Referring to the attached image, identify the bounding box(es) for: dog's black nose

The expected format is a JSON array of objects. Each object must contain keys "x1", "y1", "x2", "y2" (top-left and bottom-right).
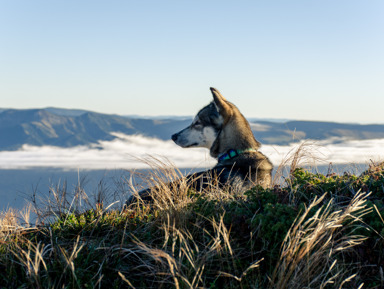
[{"x1": 171, "y1": 134, "x2": 178, "y2": 142}]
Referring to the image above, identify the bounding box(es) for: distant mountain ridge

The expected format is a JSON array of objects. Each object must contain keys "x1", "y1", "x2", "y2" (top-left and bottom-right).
[
  {"x1": 0, "y1": 108, "x2": 383, "y2": 151},
  {"x1": 0, "y1": 108, "x2": 192, "y2": 150}
]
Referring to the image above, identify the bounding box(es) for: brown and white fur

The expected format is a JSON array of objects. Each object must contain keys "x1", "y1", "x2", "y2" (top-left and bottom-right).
[{"x1": 127, "y1": 87, "x2": 273, "y2": 204}]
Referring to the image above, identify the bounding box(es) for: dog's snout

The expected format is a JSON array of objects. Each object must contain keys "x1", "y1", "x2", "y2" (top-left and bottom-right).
[{"x1": 171, "y1": 133, "x2": 178, "y2": 142}]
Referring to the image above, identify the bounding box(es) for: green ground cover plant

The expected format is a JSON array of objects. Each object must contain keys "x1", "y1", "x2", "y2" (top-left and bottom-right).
[{"x1": 0, "y1": 157, "x2": 384, "y2": 288}]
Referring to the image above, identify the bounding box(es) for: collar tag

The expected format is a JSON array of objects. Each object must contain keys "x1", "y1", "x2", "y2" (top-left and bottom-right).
[{"x1": 218, "y1": 148, "x2": 257, "y2": 163}]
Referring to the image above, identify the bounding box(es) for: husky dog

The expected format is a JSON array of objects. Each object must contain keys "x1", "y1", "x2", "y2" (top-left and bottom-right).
[{"x1": 127, "y1": 87, "x2": 273, "y2": 204}]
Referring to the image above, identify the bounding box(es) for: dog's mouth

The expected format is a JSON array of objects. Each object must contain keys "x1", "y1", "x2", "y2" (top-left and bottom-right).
[
  {"x1": 172, "y1": 133, "x2": 199, "y2": 148},
  {"x1": 184, "y1": 143, "x2": 198, "y2": 148},
  {"x1": 172, "y1": 138, "x2": 198, "y2": 148}
]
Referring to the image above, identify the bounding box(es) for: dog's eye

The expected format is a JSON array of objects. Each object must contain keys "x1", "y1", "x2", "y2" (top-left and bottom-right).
[{"x1": 194, "y1": 121, "x2": 202, "y2": 128}]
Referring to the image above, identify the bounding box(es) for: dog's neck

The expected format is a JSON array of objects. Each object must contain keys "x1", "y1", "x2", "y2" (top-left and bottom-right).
[
  {"x1": 210, "y1": 119, "x2": 261, "y2": 158},
  {"x1": 209, "y1": 94, "x2": 261, "y2": 159}
]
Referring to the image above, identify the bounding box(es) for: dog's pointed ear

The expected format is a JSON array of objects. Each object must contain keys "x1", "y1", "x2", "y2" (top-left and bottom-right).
[{"x1": 210, "y1": 87, "x2": 231, "y2": 118}]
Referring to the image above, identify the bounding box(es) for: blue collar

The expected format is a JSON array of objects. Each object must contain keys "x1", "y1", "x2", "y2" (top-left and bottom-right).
[{"x1": 218, "y1": 148, "x2": 258, "y2": 163}]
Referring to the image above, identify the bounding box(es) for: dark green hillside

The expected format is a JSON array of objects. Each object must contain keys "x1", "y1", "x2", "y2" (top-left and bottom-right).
[{"x1": 0, "y1": 162, "x2": 383, "y2": 288}]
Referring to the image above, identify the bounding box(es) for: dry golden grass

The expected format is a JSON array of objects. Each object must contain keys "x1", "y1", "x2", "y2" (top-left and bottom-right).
[
  {"x1": 272, "y1": 140, "x2": 326, "y2": 186},
  {"x1": 271, "y1": 191, "x2": 370, "y2": 289}
]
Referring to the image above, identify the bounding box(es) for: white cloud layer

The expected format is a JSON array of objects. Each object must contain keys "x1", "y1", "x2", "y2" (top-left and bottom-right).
[{"x1": 0, "y1": 133, "x2": 383, "y2": 170}]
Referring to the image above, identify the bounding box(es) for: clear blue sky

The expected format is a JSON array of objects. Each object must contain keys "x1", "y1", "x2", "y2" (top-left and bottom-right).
[{"x1": 1, "y1": 0, "x2": 383, "y2": 123}]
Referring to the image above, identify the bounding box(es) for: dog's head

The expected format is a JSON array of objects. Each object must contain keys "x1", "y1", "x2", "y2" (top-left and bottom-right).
[
  {"x1": 171, "y1": 87, "x2": 236, "y2": 149},
  {"x1": 171, "y1": 102, "x2": 222, "y2": 149},
  {"x1": 172, "y1": 87, "x2": 260, "y2": 158}
]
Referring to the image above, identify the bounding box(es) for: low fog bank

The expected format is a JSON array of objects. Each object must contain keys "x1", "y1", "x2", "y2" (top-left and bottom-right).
[{"x1": 0, "y1": 133, "x2": 383, "y2": 170}]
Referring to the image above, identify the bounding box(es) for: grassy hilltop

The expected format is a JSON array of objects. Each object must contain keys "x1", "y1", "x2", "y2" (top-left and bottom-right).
[{"x1": 1, "y1": 157, "x2": 384, "y2": 288}]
